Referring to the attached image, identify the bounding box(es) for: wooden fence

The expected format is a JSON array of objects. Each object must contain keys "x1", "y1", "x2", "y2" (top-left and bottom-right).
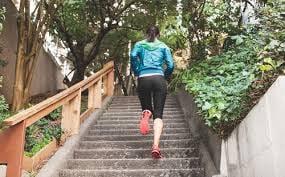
[{"x1": 0, "y1": 61, "x2": 114, "y2": 177}]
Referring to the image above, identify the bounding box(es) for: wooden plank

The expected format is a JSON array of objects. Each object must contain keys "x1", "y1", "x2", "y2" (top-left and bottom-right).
[
  {"x1": 94, "y1": 78, "x2": 102, "y2": 109},
  {"x1": 3, "y1": 88, "x2": 80, "y2": 126},
  {"x1": 61, "y1": 90, "x2": 82, "y2": 136},
  {"x1": 107, "y1": 69, "x2": 115, "y2": 96},
  {"x1": 80, "y1": 108, "x2": 94, "y2": 124},
  {"x1": 3, "y1": 61, "x2": 114, "y2": 127},
  {"x1": 0, "y1": 121, "x2": 26, "y2": 177},
  {"x1": 25, "y1": 91, "x2": 78, "y2": 127},
  {"x1": 88, "y1": 84, "x2": 96, "y2": 109}
]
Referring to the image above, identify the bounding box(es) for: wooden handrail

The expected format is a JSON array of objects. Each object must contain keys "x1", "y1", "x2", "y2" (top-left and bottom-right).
[
  {"x1": 0, "y1": 61, "x2": 115, "y2": 177},
  {"x1": 3, "y1": 61, "x2": 114, "y2": 126}
]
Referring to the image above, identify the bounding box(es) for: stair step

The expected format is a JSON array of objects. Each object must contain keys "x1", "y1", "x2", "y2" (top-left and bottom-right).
[
  {"x1": 106, "y1": 108, "x2": 182, "y2": 112},
  {"x1": 79, "y1": 139, "x2": 197, "y2": 149},
  {"x1": 88, "y1": 128, "x2": 190, "y2": 135},
  {"x1": 111, "y1": 99, "x2": 177, "y2": 103},
  {"x1": 110, "y1": 103, "x2": 178, "y2": 106},
  {"x1": 98, "y1": 117, "x2": 185, "y2": 122},
  {"x1": 103, "y1": 111, "x2": 182, "y2": 116},
  {"x1": 100, "y1": 114, "x2": 185, "y2": 119},
  {"x1": 60, "y1": 168, "x2": 204, "y2": 177},
  {"x1": 108, "y1": 105, "x2": 178, "y2": 109},
  {"x1": 105, "y1": 111, "x2": 183, "y2": 115},
  {"x1": 74, "y1": 148, "x2": 199, "y2": 159},
  {"x1": 90, "y1": 123, "x2": 188, "y2": 130},
  {"x1": 66, "y1": 158, "x2": 200, "y2": 170},
  {"x1": 96, "y1": 119, "x2": 186, "y2": 124},
  {"x1": 113, "y1": 95, "x2": 176, "y2": 100},
  {"x1": 83, "y1": 133, "x2": 192, "y2": 141}
]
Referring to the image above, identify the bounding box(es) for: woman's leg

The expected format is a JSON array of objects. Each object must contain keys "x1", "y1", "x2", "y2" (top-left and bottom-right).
[
  {"x1": 137, "y1": 77, "x2": 153, "y2": 135},
  {"x1": 152, "y1": 76, "x2": 167, "y2": 158},
  {"x1": 137, "y1": 77, "x2": 153, "y2": 112}
]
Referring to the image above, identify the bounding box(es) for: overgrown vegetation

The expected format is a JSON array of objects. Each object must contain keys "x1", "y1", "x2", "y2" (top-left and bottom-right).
[
  {"x1": 170, "y1": 0, "x2": 285, "y2": 138},
  {"x1": 0, "y1": 7, "x2": 9, "y2": 128},
  {"x1": 24, "y1": 108, "x2": 62, "y2": 157}
]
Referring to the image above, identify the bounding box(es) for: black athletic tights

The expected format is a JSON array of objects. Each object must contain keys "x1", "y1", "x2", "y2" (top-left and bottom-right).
[{"x1": 137, "y1": 75, "x2": 167, "y2": 119}]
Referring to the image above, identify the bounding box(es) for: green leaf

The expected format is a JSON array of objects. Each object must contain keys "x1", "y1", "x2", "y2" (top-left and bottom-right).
[
  {"x1": 259, "y1": 64, "x2": 273, "y2": 71},
  {"x1": 202, "y1": 102, "x2": 212, "y2": 110}
]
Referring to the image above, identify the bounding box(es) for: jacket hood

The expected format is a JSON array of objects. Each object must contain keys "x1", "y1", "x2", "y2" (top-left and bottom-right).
[{"x1": 139, "y1": 39, "x2": 166, "y2": 51}]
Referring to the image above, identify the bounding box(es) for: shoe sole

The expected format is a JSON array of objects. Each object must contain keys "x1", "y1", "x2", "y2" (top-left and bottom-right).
[{"x1": 140, "y1": 117, "x2": 149, "y2": 135}]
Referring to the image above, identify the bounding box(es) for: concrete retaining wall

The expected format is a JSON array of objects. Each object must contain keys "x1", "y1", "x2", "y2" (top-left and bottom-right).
[
  {"x1": 220, "y1": 76, "x2": 285, "y2": 177},
  {"x1": 176, "y1": 91, "x2": 222, "y2": 177}
]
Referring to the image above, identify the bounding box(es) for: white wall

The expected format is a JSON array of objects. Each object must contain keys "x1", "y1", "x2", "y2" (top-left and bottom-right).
[
  {"x1": 0, "y1": 165, "x2": 6, "y2": 177},
  {"x1": 220, "y1": 76, "x2": 285, "y2": 177}
]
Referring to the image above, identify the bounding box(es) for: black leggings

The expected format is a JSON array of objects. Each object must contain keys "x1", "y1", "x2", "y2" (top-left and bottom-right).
[{"x1": 137, "y1": 75, "x2": 167, "y2": 119}]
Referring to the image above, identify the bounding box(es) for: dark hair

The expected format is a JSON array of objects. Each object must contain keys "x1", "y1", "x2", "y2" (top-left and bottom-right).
[{"x1": 146, "y1": 26, "x2": 160, "y2": 42}]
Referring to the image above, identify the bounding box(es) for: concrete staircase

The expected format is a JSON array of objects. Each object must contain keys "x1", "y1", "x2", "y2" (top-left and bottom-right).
[{"x1": 59, "y1": 96, "x2": 205, "y2": 177}]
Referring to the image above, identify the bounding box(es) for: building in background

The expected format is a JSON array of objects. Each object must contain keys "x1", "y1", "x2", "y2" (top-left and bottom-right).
[{"x1": 0, "y1": 0, "x2": 67, "y2": 103}]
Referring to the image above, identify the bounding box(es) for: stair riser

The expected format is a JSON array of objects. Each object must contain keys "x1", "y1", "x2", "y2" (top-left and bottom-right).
[
  {"x1": 90, "y1": 123, "x2": 189, "y2": 130},
  {"x1": 67, "y1": 158, "x2": 201, "y2": 170},
  {"x1": 98, "y1": 118, "x2": 185, "y2": 122},
  {"x1": 60, "y1": 169, "x2": 204, "y2": 177},
  {"x1": 107, "y1": 108, "x2": 181, "y2": 111},
  {"x1": 88, "y1": 128, "x2": 190, "y2": 136},
  {"x1": 100, "y1": 115, "x2": 185, "y2": 119},
  {"x1": 108, "y1": 105, "x2": 178, "y2": 109},
  {"x1": 110, "y1": 103, "x2": 178, "y2": 106},
  {"x1": 74, "y1": 148, "x2": 199, "y2": 159},
  {"x1": 112, "y1": 98, "x2": 176, "y2": 100},
  {"x1": 96, "y1": 119, "x2": 186, "y2": 124},
  {"x1": 83, "y1": 134, "x2": 192, "y2": 141},
  {"x1": 111, "y1": 100, "x2": 177, "y2": 103},
  {"x1": 79, "y1": 139, "x2": 197, "y2": 149},
  {"x1": 103, "y1": 112, "x2": 182, "y2": 116}
]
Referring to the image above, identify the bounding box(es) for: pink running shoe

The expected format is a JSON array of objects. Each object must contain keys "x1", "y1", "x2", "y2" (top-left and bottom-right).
[
  {"x1": 140, "y1": 110, "x2": 152, "y2": 135},
  {"x1": 152, "y1": 145, "x2": 162, "y2": 159}
]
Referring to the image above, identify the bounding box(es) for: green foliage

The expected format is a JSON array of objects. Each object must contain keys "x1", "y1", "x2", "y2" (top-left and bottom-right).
[
  {"x1": 0, "y1": 95, "x2": 10, "y2": 127},
  {"x1": 181, "y1": 0, "x2": 243, "y2": 60},
  {"x1": 170, "y1": 1, "x2": 285, "y2": 137},
  {"x1": 24, "y1": 108, "x2": 63, "y2": 157},
  {"x1": 173, "y1": 36, "x2": 260, "y2": 135}
]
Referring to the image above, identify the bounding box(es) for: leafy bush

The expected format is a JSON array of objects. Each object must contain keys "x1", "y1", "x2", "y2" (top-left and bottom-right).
[
  {"x1": 0, "y1": 76, "x2": 10, "y2": 128},
  {"x1": 172, "y1": 36, "x2": 259, "y2": 135},
  {"x1": 170, "y1": 1, "x2": 285, "y2": 137},
  {"x1": 0, "y1": 95, "x2": 10, "y2": 127},
  {"x1": 24, "y1": 108, "x2": 63, "y2": 157}
]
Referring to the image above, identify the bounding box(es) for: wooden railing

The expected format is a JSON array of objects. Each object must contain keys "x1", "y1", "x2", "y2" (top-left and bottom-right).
[{"x1": 0, "y1": 61, "x2": 114, "y2": 177}]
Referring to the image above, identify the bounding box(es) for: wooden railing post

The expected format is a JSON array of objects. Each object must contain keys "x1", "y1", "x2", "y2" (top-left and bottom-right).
[
  {"x1": 88, "y1": 83, "x2": 96, "y2": 110},
  {"x1": 61, "y1": 89, "x2": 81, "y2": 136},
  {"x1": 94, "y1": 78, "x2": 102, "y2": 109},
  {"x1": 107, "y1": 69, "x2": 114, "y2": 96},
  {"x1": 0, "y1": 121, "x2": 26, "y2": 177}
]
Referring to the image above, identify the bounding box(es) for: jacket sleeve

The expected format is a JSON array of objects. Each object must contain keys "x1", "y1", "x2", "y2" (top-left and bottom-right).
[
  {"x1": 130, "y1": 43, "x2": 140, "y2": 76},
  {"x1": 164, "y1": 47, "x2": 174, "y2": 78}
]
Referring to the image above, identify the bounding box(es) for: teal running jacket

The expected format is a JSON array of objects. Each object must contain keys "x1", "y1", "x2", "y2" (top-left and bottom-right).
[{"x1": 130, "y1": 39, "x2": 174, "y2": 78}]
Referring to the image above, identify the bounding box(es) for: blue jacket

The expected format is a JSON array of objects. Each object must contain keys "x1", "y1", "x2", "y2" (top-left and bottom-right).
[{"x1": 130, "y1": 39, "x2": 174, "y2": 78}]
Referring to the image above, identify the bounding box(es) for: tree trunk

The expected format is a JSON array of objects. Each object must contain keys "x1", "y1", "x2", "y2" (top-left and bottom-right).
[
  {"x1": 114, "y1": 62, "x2": 128, "y2": 96},
  {"x1": 69, "y1": 65, "x2": 87, "y2": 87}
]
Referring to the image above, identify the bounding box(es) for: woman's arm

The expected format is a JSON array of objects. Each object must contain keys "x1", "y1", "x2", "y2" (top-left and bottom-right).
[
  {"x1": 164, "y1": 47, "x2": 174, "y2": 79},
  {"x1": 130, "y1": 43, "x2": 140, "y2": 76}
]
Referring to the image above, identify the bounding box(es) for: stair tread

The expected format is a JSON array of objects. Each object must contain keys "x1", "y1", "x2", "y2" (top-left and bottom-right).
[
  {"x1": 59, "y1": 96, "x2": 204, "y2": 177},
  {"x1": 66, "y1": 158, "x2": 201, "y2": 170}
]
